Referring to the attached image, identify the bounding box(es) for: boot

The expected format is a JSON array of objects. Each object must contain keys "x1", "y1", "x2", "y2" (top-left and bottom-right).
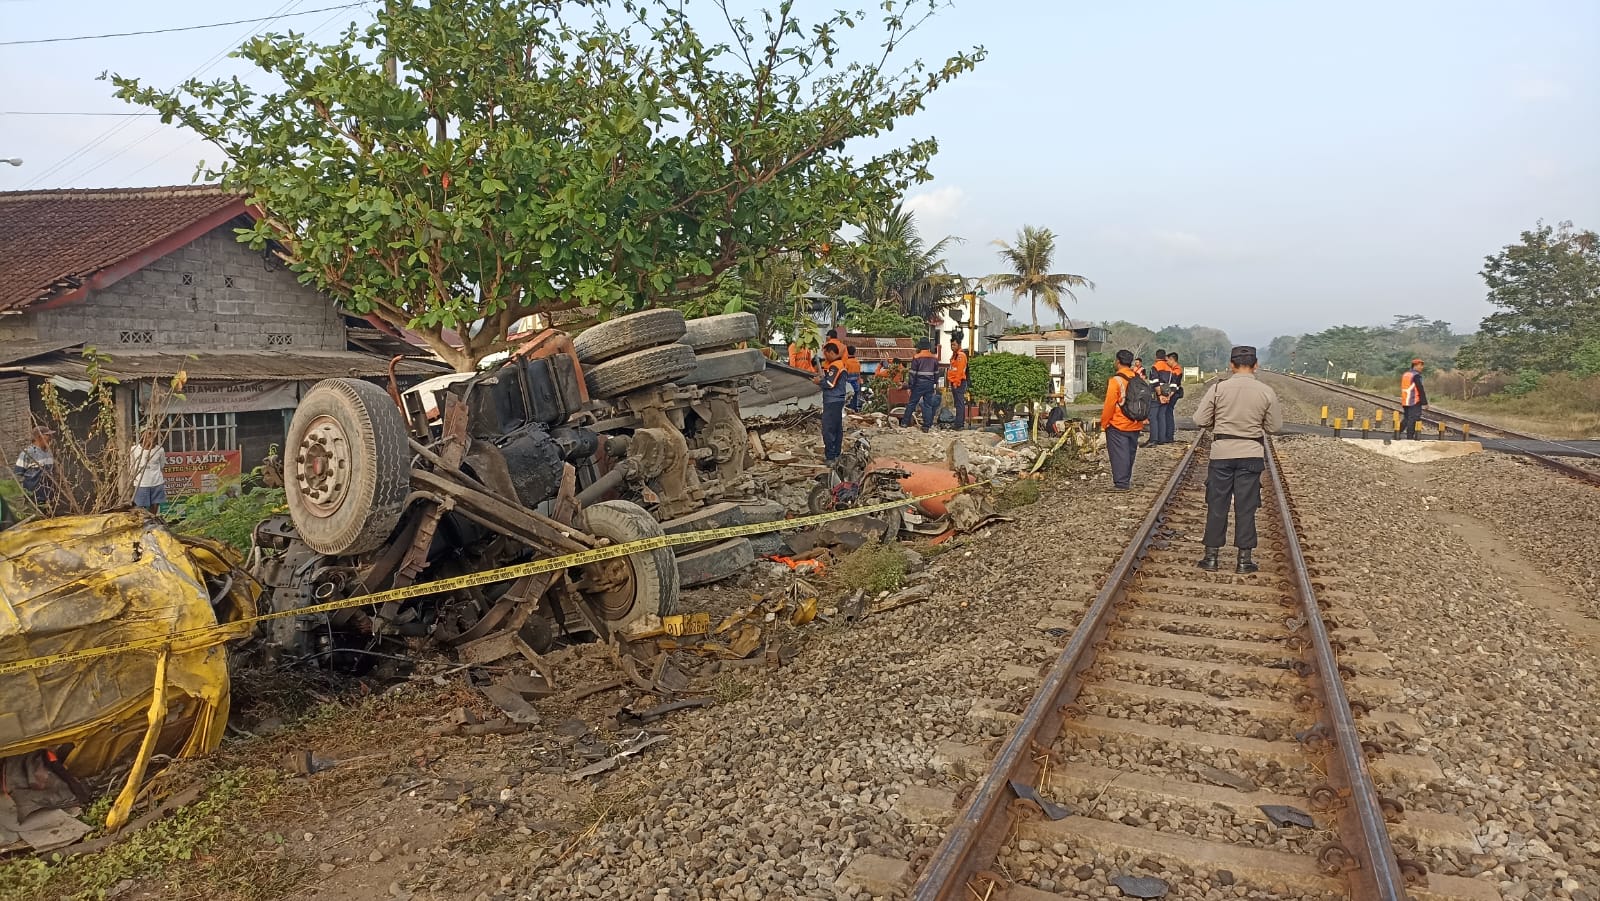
[
  {"x1": 1236, "y1": 549, "x2": 1259, "y2": 574},
  {"x1": 1196, "y1": 548, "x2": 1220, "y2": 571}
]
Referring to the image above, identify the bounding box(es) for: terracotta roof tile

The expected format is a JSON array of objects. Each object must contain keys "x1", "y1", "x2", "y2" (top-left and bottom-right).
[{"x1": 0, "y1": 185, "x2": 248, "y2": 313}]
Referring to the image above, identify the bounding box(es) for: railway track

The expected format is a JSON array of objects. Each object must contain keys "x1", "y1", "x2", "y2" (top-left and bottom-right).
[
  {"x1": 1273, "y1": 371, "x2": 1600, "y2": 489},
  {"x1": 895, "y1": 440, "x2": 1498, "y2": 901}
]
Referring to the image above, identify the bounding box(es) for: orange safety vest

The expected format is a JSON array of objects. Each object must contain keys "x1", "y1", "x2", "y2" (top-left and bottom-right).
[
  {"x1": 788, "y1": 344, "x2": 816, "y2": 372},
  {"x1": 843, "y1": 356, "x2": 861, "y2": 376},
  {"x1": 947, "y1": 350, "x2": 968, "y2": 387},
  {"x1": 1400, "y1": 371, "x2": 1419, "y2": 406}
]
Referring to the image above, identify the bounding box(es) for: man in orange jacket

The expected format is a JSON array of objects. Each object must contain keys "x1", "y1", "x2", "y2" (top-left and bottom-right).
[
  {"x1": 1399, "y1": 358, "x2": 1428, "y2": 439},
  {"x1": 1100, "y1": 349, "x2": 1151, "y2": 490},
  {"x1": 947, "y1": 340, "x2": 970, "y2": 430},
  {"x1": 788, "y1": 342, "x2": 816, "y2": 372}
]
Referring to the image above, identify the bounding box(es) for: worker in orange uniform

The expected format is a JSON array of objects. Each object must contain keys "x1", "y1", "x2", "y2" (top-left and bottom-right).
[
  {"x1": 1399, "y1": 358, "x2": 1428, "y2": 439},
  {"x1": 824, "y1": 328, "x2": 845, "y2": 359},
  {"x1": 947, "y1": 340, "x2": 970, "y2": 430},
  {"x1": 816, "y1": 342, "x2": 849, "y2": 462},
  {"x1": 788, "y1": 342, "x2": 816, "y2": 373},
  {"x1": 1100, "y1": 349, "x2": 1153, "y2": 490},
  {"x1": 843, "y1": 345, "x2": 864, "y2": 411},
  {"x1": 1147, "y1": 348, "x2": 1176, "y2": 447},
  {"x1": 901, "y1": 339, "x2": 941, "y2": 431}
]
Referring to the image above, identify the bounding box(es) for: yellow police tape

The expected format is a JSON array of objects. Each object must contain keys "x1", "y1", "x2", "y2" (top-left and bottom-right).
[{"x1": 0, "y1": 479, "x2": 995, "y2": 679}]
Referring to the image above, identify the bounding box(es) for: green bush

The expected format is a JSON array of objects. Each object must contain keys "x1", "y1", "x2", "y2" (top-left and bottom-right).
[
  {"x1": 968, "y1": 353, "x2": 1052, "y2": 408},
  {"x1": 1085, "y1": 351, "x2": 1115, "y2": 394},
  {"x1": 835, "y1": 539, "x2": 907, "y2": 595},
  {"x1": 1504, "y1": 369, "x2": 1542, "y2": 397},
  {"x1": 842, "y1": 303, "x2": 926, "y2": 337},
  {"x1": 169, "y1": 467, "x2": 286, "y2": 552}
]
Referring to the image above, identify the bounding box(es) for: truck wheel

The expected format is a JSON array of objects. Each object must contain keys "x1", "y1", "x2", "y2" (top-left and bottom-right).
[
  {"x1": 577, "y1": 500, "x2": 679, "y2": 628},
  {"x1": 573, "y1": 309, "x2": 686, "y2": 364},
  {"x1": 680, "y1": 312, "x2": 759, "y2": 351},
  {"x1": 584, "y1": 343, "x2": 697, "y2": 399},
  {"x1": 680, "y1": 348, "x2": 767, "y2": 385},
  {"x1": 285, "y1": 378, "x2": 411, "y2": 556}
]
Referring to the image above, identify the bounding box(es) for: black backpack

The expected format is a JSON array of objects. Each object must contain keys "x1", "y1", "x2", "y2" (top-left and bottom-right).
[{"x1": 1118, "y1": 374, "x2": 1154, "y2": 422}]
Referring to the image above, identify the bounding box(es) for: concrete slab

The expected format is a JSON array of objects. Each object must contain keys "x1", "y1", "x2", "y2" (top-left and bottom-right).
[{"x1": 1343, "y1": 437, "x2": 1484, "y2": 463}]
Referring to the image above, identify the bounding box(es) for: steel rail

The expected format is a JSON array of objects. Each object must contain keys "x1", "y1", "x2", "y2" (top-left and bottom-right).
[
  {"x1": 1264, "y1": 438, "x2": 1408, "y2": 899},
  {"x1": 1277, "y1": 372, "x2": 1600, "y2": 488},
  {"x1": 911, "y1": 439, "x2": 1200, "y2": 900},
  {"x1": 913, "y1": 437, "x2": 1410, "y2": 900}
]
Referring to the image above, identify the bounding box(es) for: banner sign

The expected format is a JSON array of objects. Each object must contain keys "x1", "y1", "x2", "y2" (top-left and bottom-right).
[
  {"x1": 163, "y1": 450, "x2": 243, "y2": 496},
  {"x1": 139, "y1": 380, "x2": 300, "y2": 414}
]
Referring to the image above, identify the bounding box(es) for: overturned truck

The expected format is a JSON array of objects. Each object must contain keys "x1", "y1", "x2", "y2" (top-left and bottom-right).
[{"x1": 250, "y1": 310, "x2": 781, "y2": 678}]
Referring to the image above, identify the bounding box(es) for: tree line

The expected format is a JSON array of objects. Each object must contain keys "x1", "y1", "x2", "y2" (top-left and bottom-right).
[{"x1": 1263, "y1": 316, "x2": 1470, "y2": 376}]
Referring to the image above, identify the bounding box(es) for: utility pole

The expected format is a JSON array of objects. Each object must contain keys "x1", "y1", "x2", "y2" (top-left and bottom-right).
[{"x1": 383, "y1": 0, "x2": 398, "y2": 85}]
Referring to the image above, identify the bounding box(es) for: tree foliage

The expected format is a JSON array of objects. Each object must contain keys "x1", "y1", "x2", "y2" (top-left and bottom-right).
[
  {"x1": 114, "y1": 0, "x2": 982, "y2": 370},
  {"x1": 1085, "y1": 351, "x2": 1115, "y2": 394},
  {"x1": 1456, "y1": 221, "x2": 1600, "y2": 374},
  {"x1": 983, "y1": 226, "x2": 1093, "y2": 333},
  {"x1": 967, "y1": 352, "x2": 1052, "y2": 408},
  {"x1": 1098, "y1": 321, "x2": 1234, "y2": 372},
  {"x1": 813, "y1": 202, "x2": 960, "y2": 322},
  {"x1": 1265, "y1": 315, "x2": 1469, "y2": 376},
  {"x1": 841, "y1": 300, "x2": 927, "y2": 337}
]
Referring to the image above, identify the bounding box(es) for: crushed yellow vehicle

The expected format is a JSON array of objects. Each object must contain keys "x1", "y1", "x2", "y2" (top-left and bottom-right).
[{"x1": 0, "y1": 511, "x2": 256, "y2": 848}]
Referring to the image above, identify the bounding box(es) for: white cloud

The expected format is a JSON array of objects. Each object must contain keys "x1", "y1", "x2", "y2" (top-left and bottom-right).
[
  {"x1": 903, "y1": 185, "x2": 966, "y2": 235},
  {"x1": 1511, "y1": 77, "x2": 1566, "y2": 102}
]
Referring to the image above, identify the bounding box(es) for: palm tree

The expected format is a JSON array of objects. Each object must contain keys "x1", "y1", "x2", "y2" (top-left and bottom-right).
[
  {"x1": 984, "y1": 226, "x2": 1094, "y2": 333},
  {"x1": 814, "y1": 203, "x2": 961, "y2": 322}
]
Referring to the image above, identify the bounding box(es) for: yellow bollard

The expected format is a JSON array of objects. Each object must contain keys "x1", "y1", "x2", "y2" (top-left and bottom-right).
[
  {"x1": 1347, "y1": 406, "x2": 1355, "y2": 423},
  {"x1": 1333, "y1": 418, "x2": 1342, "y2": 437},
  {"x1": 1462, "y1": 423, "x2": 1470, "y2": 441},
  {"x1": 1362, "y1": 418, "x2": 1371, "y2": 439},
  {"x1": 1320, "y1": 405, "x2": 1328, "y2": 426},
  {"x1": 1437, "y1": 421, "x2": 1446, "y2": 440},
  {"x1": 1375, "y1": 408, "x2": 1383, "y2": 425},
  {"x1": 1392, "y1": 409, "x2": 1402, "y2": 438}
]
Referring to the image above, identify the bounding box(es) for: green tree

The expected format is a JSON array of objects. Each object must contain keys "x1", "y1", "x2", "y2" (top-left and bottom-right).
[
  {"x1": 1085, "y1": 351, "x2": 1115, "y2": 394},
  {"x1": 841, "y1": 301, "x2": 927, "y2": 337},
  {"x1": 984, "y1": 226, "x2": 1093, "y2": 333},
  {"x1": 114, "y1": 0, "x2": 982, "y2": 371},
  {"x1": 1099, "y1": 320, "x2": 1157, "y2": 361},
  {"x1": 814, "y1": 202, "x2": 960, "y2": 323},
  {"x1": 1458, "y1": 221, "x2": 1600, "y2": 374},
  {"x1": 967, "y1": 352, "x2": 1052, "y2": 409}
]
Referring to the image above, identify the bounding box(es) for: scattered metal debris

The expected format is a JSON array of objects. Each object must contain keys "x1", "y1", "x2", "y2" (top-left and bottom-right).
[
  {"x1": 564, "y1": 733, "x2": 669, "y2": 782},
  {"x1": 616, "y1": 698, "x2": 712, "y2": 728},
  {"x1": 1110, "y1": 875, "x2": 1170, "y2": 899},
  {"x1": 1008, "y1": 780, "x2": 1071, "y2": 820},
  {"x1": 1259, "y1": 804, "x2": 1316, "y2": 828},
  {"x1": 1193, "y1": 764, "x2": 1258, "y2": 793}
]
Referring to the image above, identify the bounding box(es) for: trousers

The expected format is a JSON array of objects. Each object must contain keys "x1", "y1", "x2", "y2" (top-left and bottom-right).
[
  {"x1": 822, "y1": 400, "x2": 845, "y2": 461},
  {"x1": 902, "y1": 379, "x2": 938, "y2": 430},
  {"x1": 1152, "y1": 402, "x2": 1175, "y2": 443},
  {"x1": 951, "y1": 384, "x2": 968, "y2": 429},
  {"x1": 1204, "y1": 457, "x2": 1264, "y2": 549},
  {"x1": 1400, "y1": 403, "x2": 1424, "y2": 439},
  {"x1": 1106, "y1": 427, "x2": 1139, "y2": 488}
]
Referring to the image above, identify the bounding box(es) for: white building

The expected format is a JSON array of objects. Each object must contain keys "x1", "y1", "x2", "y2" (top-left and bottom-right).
[{"x1": 994, "y1": 326, "x2": 1107, "y2": 399}]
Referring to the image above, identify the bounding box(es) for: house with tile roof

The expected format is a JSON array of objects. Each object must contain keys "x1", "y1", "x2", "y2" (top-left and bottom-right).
[{"x1": 0, "y1": 185, "x2": 443, "y2": 492}]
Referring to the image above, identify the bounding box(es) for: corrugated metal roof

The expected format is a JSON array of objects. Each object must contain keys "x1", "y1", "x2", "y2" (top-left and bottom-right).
[
  {"x1": 0, "y1": 350, "x2": 448, "y2": 381},
  {"x1": 0, "y1": 339, "x2": 82, "y2": 367},
  {"x1": 0, "y1": 186, "x2": 248, "y2": 313}
]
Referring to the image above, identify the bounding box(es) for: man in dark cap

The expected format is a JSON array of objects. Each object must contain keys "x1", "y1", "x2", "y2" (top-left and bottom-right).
[
  {"x1": 1191, "y1": 346, "x2": 1282, "y2": 573},
  {"x1": 1399, "y1": 358, "x2": 1428, "y2": 439}
]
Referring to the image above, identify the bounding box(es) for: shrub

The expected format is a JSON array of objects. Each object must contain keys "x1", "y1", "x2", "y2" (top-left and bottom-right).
[
  {"x1": 169, "y1": 467, "x2": 286, "y2": 552},
  {"x1": 1504, "y1": 369, "x2": 1542, "y2": 397},
  {"x1": 968, "y1": 353, "x2": 1052, "y2": 408},
  {"x1": 834, "y1": 539, "x2": 907, "y2": 595}
]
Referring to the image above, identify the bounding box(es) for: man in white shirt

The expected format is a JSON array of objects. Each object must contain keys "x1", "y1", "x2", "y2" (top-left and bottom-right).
[
  {"x1": 130, "y1": 430, "x2": 168, "y2": 513},
  {"x1": 13, "y1": 426, "x2": 57, "y2": 512}
]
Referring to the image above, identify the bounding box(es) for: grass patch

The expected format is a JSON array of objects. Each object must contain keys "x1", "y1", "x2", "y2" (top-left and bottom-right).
[
  {"x1": 712, "y1": 674, "x2": 753, "y2": 704},
  {"x1": 833, "y1": 539, "x2": 907, "y2": 595},
  {"x1": 0, "y1": 766, "x2": 287, "y2": 901},
  {"x1": 996, "y1": 478, "x2": 1041, "y2": 511}
]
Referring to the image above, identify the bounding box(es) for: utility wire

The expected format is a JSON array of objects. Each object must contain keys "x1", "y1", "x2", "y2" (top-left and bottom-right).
[
  {"x1": 0, "y1": 3, "x2": 368, "y2": 46},
  {"x1": 2, "y1": 111, "x2": 159, "y2": 116}
]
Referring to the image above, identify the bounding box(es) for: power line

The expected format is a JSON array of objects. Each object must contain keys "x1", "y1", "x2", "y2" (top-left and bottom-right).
[
  {"x1": 2, "y1": 111, "x2": 158, "y2": 117},
  {"x1": 0, "y1": 3, "x2": 369, "y2": 46}
]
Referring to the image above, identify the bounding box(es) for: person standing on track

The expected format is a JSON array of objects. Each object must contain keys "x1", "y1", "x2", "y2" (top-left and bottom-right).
[
  {"x1": 1148, "y1": 348, "x2": 1178, "y2": 446},
  {"x1": 1100, "y1": 349, "x2": 1151, "y2": 491},
  {"x1": 1400, "y1": 358, "x2": 1428, "y2": 440},
  {"x1": 947, "y1": 340, "x2": 970, "y2": 430},
  {"x1": 815, "y1": 342, "x2": 849, "y2": 463},
  {"x1": 1192, "y1": 345, "x2": 1282, "y2": 574},
  {"x1": 843, "y1": 345, "x2": 864, "y2": 411}
]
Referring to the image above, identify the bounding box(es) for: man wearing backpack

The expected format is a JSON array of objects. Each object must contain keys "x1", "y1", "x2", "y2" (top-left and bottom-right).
[
  {"x1": 1192, "y1": 346, "x2": 1282, "y2": 573},
  {"x1": 1100, "y1": 349, "x2": 1152, "y2": 490}
]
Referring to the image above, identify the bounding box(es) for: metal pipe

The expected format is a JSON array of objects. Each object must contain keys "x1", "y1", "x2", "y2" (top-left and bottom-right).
[
  {"x1": 1265, "y1": 440, "x2": 1407, "y2": 899},
  {"x1": 912, "y1": 440, "x2": 1200, "y2": 900},
  {"x1": 574, "y1": 466, "x2": 627, "y2": 507}
]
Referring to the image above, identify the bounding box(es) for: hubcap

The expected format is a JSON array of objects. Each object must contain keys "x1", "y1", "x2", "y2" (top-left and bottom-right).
[{"x1": 295, "y1": 415, "x2": 352, "y2": 518}]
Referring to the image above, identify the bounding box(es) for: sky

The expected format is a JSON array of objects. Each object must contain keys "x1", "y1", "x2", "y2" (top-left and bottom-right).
[{"x1": 2, "y1": 0, "x2": 1597, "y2": 348}]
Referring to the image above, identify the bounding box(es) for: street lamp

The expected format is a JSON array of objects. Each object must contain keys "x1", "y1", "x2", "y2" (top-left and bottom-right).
[{"x1": 2, "y1": 159, "x2": 21, "y2": 167}]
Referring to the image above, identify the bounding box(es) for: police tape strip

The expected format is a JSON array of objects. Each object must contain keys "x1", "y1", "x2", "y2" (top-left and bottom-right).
[{"x1": 0, "y1": 479, "x2": 994, "y2": 679}]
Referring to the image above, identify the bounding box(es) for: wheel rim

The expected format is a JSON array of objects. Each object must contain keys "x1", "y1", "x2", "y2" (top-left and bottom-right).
[
  {"x1": 578, "y1": 557, "x2": 639, "y2": 622},
  {"x1": 296, "y1": 414, "x2": 353, "y2": 518}
]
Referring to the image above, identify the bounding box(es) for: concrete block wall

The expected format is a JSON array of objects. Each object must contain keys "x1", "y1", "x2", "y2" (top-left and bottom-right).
[{"x1": 1, "y1": 228, "x2": 345, "y2": 351}]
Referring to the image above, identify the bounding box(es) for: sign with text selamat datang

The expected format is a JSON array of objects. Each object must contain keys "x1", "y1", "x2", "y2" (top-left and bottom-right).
[{"x1": 163, "y1": 450, "x2": 243, "y2": 496}]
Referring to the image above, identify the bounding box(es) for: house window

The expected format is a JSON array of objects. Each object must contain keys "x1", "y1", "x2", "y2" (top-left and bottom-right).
[
  {"x1": 160, "y1": 412, "x2": 238, "y2": 452},
  {"x1": 1033, "y1": 344, "x2": 1069, "y2": 397},
  {"x1": 120, "y1": 329, "x2": 154, "y2": 344},
  {"x1": 267, "y1": 333, "x2": 293, "y2": 346}
]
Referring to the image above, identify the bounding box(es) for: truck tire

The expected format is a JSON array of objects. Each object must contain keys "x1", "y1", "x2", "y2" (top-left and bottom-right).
[
  {"x1": 680, "y1": 348, "x2": 767, "y2": 385},
  {"x1": 578, "y1": 500, "x2": 679, "y2": 628},
  {"x1": 573, "y1": 309, "x2": 686, "y2": 364},
  {"x1": 584, "y1": 342, "x2": 697, "y2": 399},
  {"x1": 680, "y1": 312, "x2": 759, "y2": 351},
  {"x1": 675, "y1": 537, "x2": 755, "y2": 588},
  {"x1": 285, "y1": 378, "x2": 411, "y2": 557}
]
